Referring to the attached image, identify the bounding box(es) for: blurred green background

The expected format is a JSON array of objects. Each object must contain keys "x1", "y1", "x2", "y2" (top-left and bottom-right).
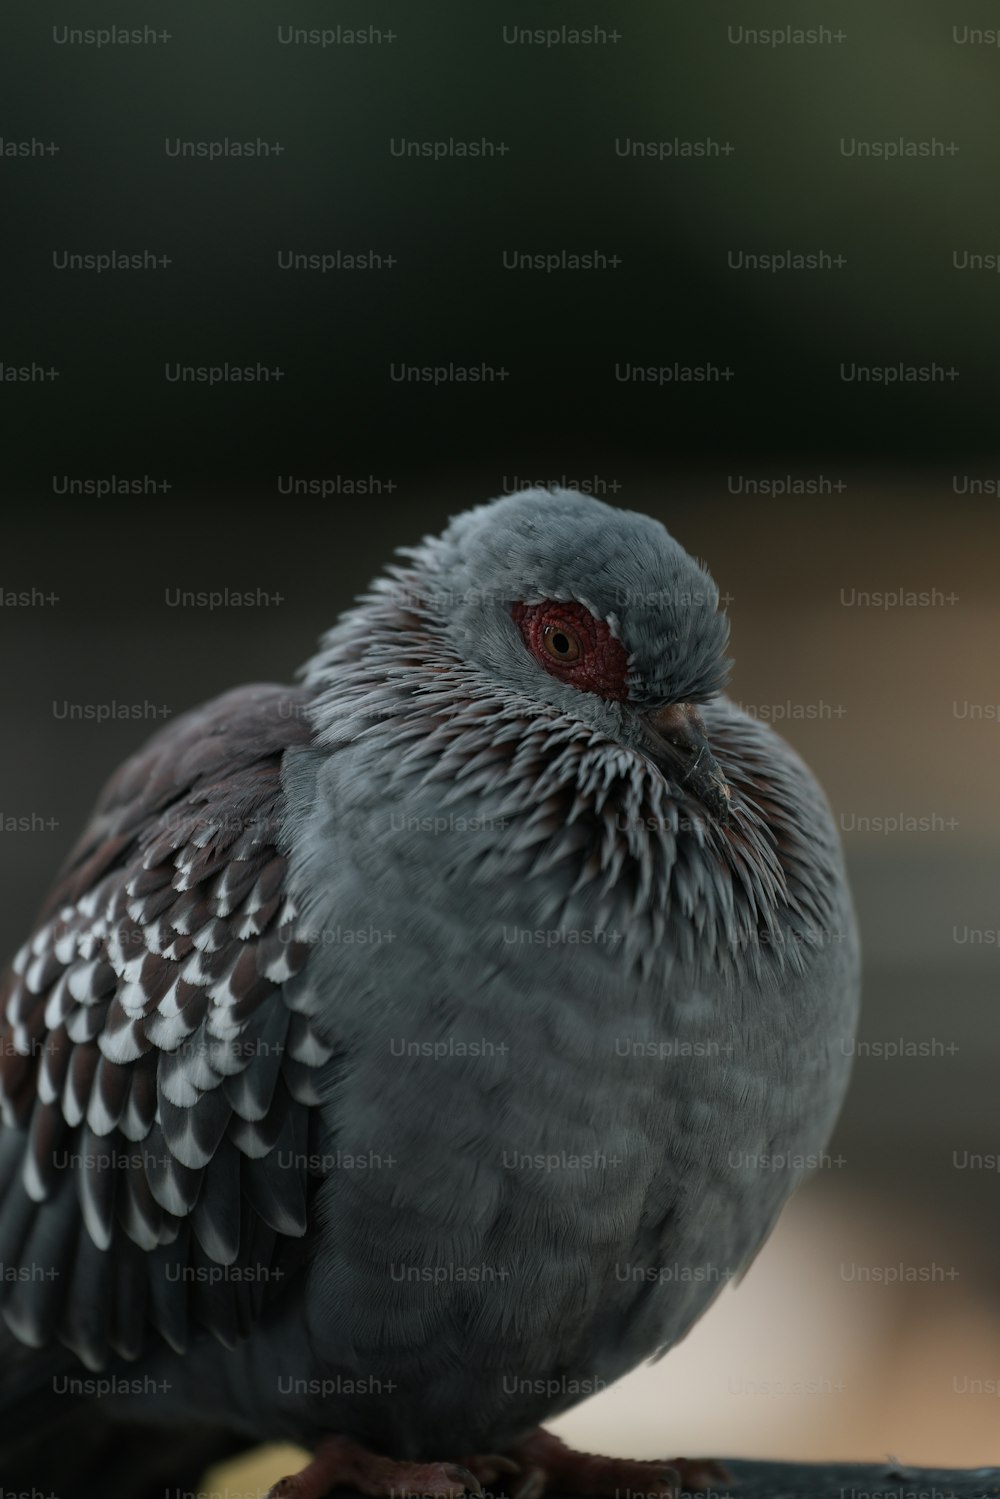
[{"x1": 3, "y1": 0, "x2": 1000, "y2": 489}]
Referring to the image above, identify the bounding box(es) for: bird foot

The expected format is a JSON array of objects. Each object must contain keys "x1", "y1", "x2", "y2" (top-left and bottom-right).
[
  {"x1": 463, "y1": 1429, "x2": 731, "y2": 1499},
  {"x1": 265, "y1": 1429, "x2": 731, "y2": 1499},
  {"x1": 266, "y1": 1435, "x2": 483, "y2": 1499}
]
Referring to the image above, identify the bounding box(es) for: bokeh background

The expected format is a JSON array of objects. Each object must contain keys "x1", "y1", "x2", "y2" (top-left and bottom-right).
[{"x1": 2, "y1": 0, "x2": 999, "y2": 1484}]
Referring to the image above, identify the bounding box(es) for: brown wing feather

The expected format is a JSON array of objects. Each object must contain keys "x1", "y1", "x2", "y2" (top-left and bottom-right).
[{"x1": 0, "y1": 683, "x2": 332, "y2": 1369}]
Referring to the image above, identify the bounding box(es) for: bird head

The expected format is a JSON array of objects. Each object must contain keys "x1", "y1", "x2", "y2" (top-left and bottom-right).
[{"x1": 398, "y1": 488, "x2": 734, "y2": 824}]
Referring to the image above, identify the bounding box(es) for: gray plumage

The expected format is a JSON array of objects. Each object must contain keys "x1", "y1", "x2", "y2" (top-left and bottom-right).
[{"x1": 0, "y1": 489, "x2": 859, "y2": 1472}]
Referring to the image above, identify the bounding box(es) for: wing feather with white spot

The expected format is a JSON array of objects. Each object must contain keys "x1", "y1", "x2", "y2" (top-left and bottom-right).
[{"x1": 0, "y1": 684, "x2": 333, "y2": 1369}]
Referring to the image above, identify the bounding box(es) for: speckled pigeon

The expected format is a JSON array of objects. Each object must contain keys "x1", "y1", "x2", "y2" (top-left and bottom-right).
[{"x1": 0, "y1": 489, "x2": 859, "y2": 1499}]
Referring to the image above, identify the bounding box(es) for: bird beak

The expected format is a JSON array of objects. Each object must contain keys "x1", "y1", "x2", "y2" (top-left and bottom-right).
[{"x1": 640, "y1": 702, "x2": 732, "y2": 826}]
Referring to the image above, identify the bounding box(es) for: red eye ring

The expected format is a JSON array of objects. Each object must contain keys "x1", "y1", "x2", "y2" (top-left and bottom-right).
[{"x1": 512, "y1": 600, "x2": 630, "y2": 702}]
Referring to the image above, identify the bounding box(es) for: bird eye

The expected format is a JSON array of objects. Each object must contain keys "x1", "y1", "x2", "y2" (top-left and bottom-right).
[
  {"x1": 542, "y1": 624, "x2": 581, "y2": 663},
  {"x1": 511, "y1": 598, "x2": 630, "y2": 701}
]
